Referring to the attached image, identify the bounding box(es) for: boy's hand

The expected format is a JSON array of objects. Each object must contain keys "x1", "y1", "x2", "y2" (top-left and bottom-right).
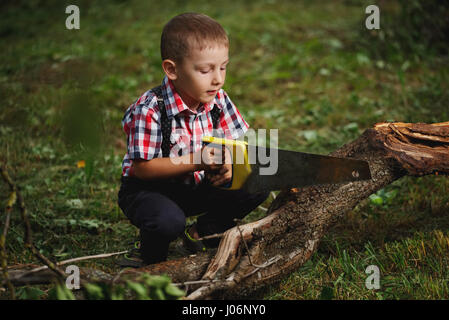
[
  {"x1": 196, "y1": 144, "x2": 227, "y2": 172},
  {"x1": 205, "y1": 146, "x2": 232, "y2": 187},
  {"x1": 207, "y1": 162, "x2": 232, "y2": 187}
]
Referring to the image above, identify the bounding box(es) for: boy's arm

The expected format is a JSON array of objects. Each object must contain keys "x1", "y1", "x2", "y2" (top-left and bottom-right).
[
  {"x1": 133, "y1": 145, "x2": 226, "y2": 181},
  {"x1": 133, "y1": 153, "x2": 198, "y2": 180}
]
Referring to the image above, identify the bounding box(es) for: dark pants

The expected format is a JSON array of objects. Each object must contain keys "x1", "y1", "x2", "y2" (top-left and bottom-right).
[{"x1": 118, "y1": 176, "x2": 269, "y2": 264}]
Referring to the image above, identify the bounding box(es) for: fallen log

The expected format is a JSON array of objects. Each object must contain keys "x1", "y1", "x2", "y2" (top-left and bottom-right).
[{"x1": 5, "y1": 121, "x2": 448, "y2": 299}]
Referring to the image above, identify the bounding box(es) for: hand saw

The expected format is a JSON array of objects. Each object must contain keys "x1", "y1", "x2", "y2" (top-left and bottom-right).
[{"x1": 202, "y1": 136, "x2": 371, "y2": 193}]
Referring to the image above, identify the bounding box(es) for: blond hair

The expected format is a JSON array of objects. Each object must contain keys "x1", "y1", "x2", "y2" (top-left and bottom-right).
[{"x1": 160, "y1": 12, "x2": 229, "y2": 63}]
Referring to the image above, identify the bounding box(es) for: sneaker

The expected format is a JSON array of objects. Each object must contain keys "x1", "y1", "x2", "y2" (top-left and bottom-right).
[
  {"x1": 182, "y1": 223, "x2": 206, "y2": 254},
  {"x1": 116, "y1": 241, "x2": 144, "y2": 268}
]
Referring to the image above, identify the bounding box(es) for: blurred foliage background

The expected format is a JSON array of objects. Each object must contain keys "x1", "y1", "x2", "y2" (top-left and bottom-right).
[{"x1": 0, "y1": 0, "x2": 448, "y2": 299}]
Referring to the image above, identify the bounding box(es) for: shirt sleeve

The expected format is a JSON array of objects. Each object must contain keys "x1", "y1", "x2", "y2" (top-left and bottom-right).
[
  {"x1": 217, "y1": 90, "x2": 249, "y2": 139},
  {"x1": 127, "y1": 96, "x2": 163, "y2": 161}
]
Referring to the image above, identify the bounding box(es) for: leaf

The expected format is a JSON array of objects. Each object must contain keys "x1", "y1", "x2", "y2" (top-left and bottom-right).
[
  {"x1": 384, "y1": 189, "x2": 398, "y2": 203},
  {"x1": 343, "y1": 122, "x2": 359, "y2": 133},
  {"x1": 48, "y1": 284, "x2": 76, "y2": 300},
  {"x1": 356, "y1": 53, "x2": 370, "y2": 65},
  {"x1": 369, "y1": 194, "x2": 383, "y2": 206},
  {"x1": 81, "y1": 220, "x2": 100, "y2": 229},
  {"x1": 142, "y1": 274, "x2": 170, "y2": 289},
  {"x1": 302, "y1": 130, "x2": 318, "y2": 142},
  {"x1": 164, "y1": 284, "x2": 185, "y2": 299},
  {"x1": 6, "y1": 191, "x2": 17, "y2": 209},
  {"x1": 84, "y1": 283, "x2": 105, "y2": 300},
  {"x1": 150, "y1": 288, "x2": 165, "y2": 300},
  {"x1": 126, "y1": 281, "x2": 150, "y2": 300},
  {"x1": 16, "y1": 287, "x2": 45, "y2": 300},
  {"x1": 58, "y1": 285, "x2": 76, "y2": 300},
  {"x1": 110, "y1": 286, "x2": 125, "y2": 300},
  {"x1": 66, "y1": 199, "x2": 84, "y2": 209},
  {"x1": 54, "y1": 252, "x2": 70, "y2": 258},
  {"x1": 328, "y1": 38, "x2": 343, "y2": 50},
  {"x1": 376, "y1": 60, "x2": 385, "y2": 69},
  {"x1": 319, "y1": 68, "x2": 331, "y2": 76},
  {"x1": 401, "y1": 61, "x2": 410, "y2": 72}
]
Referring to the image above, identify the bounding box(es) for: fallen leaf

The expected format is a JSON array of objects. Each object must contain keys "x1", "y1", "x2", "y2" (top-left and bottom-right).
[{"x1": 77, "y1": 160, "x2": 85, "y2": 168}]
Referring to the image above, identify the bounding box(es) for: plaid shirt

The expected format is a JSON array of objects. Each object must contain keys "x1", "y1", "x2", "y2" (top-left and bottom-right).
[{"x1": 121, "y1": 76, "x2": 249, "y2": 185}]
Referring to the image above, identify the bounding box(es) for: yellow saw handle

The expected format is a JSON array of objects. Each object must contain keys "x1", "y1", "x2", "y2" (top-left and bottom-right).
[{"x1": 201, "y1": 136, "x2": 252, "y2": 190}]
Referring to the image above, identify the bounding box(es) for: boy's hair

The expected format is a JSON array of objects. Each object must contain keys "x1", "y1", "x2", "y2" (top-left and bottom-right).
[{"x1": 161, "y1": 12, "x2": 229, "y2": 63}]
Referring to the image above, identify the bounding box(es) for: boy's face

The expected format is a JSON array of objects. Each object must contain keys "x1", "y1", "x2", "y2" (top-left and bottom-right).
[{"x1": 169, "y1": 45, "x2": 229, "y2": 110}]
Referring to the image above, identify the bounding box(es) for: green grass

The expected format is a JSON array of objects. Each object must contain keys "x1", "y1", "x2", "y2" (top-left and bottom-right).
[
  {"x1": 0, "y1": 0, "x2": 448, "y2": 299},
  {"x1": 265, "y1": 176, "x2": 449, "y2": 299}
]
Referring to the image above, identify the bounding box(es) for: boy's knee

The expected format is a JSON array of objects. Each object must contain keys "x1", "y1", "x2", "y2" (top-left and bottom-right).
[
  {"x1": 134, "y1": 192, "x2": 186, "y2": 239},
  {"x1": 162, "y1": 214, "x2": 185, "y2": 240},
  {"x1": 143, "y1": 211, "x2": 185, "y2": 240}
]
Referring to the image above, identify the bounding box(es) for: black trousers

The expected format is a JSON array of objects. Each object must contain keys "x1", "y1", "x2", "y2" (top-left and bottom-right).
[{"x1": 118, "y1": 176, "x2": 269, "y2": 264}]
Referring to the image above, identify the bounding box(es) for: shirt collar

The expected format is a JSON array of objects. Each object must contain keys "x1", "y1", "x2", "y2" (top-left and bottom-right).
[{"x1": 161, "y1": 76, "x2": 221, "y2": 118}]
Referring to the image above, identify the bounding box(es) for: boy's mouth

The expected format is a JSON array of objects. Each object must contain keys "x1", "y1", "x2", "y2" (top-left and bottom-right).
[{"x1": 207, "y1": 90, "x2": 217, "y2": 95}]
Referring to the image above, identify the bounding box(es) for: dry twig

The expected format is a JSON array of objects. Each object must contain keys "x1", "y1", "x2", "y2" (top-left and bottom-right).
[{"x1": 1, "y1": 165, "x2": 66, "y2": 288}]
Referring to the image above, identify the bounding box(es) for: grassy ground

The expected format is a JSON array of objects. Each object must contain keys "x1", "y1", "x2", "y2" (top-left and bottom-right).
[{"x1": 0, "y1": 0, "x2": 448, "y2": 299}]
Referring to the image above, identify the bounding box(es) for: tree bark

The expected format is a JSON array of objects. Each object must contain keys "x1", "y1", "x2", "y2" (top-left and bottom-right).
[{"x1": 6, "y1": 121, "x2": 449, "y2": 299}]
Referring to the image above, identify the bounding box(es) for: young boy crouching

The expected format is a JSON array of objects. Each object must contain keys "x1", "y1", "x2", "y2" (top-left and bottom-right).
[{"x1": 118, "y1": 12, "x2": 268, "y2": 266}]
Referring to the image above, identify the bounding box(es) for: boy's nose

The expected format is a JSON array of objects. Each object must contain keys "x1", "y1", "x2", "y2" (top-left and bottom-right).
[{"x1": 212, "y1": 70, "x2": 224, "y2": 86}]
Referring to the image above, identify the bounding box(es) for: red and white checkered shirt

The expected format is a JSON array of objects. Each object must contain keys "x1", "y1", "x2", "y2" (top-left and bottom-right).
[{"x1": 121, "y1": 76, "x2": 249, "y2": 184}]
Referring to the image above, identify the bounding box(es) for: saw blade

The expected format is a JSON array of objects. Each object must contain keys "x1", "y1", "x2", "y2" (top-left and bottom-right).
[{"x1": 241, "y1": 145, "x2": 372, "y2": 193}]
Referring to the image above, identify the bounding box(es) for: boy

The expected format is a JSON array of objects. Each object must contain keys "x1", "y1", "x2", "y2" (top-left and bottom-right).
[{"x1": 118, "y1": 12, "x2": 268, "y2": 266}]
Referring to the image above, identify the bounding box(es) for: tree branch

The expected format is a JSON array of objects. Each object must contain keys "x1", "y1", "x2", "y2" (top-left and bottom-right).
[{"x1": 3, "y1": 121, "x2": 448, "y2": 299}]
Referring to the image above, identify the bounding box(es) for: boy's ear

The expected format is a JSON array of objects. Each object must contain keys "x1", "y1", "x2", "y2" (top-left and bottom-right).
[{"x1": 162, "y1": 59, "x2": 178, "y2": 80}]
